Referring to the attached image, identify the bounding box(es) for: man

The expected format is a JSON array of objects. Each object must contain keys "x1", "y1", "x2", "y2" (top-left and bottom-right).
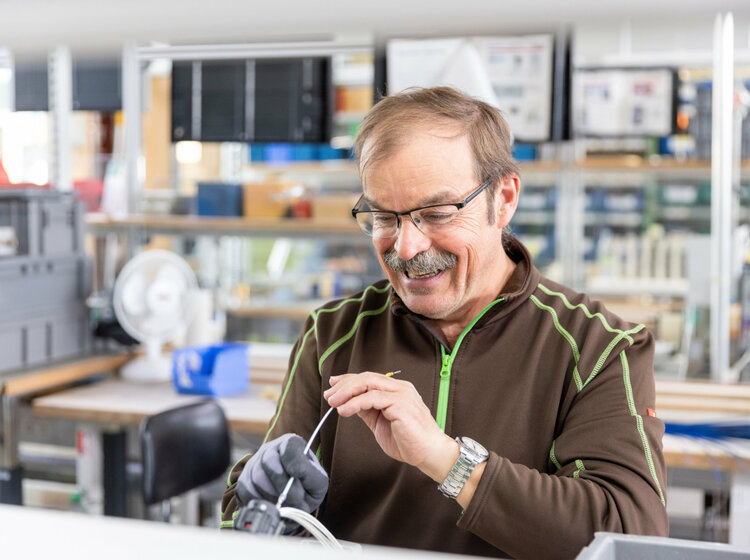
[{"x1": 221, "y1": 86, "x2": 667, "y2": 559}]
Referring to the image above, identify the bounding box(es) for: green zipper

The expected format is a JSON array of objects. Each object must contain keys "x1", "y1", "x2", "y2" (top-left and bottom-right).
[
  {"x1": 434, "y1": 297, "x2": 505, "y2": 431},
  {"x1": 436, "y1": 348, "x2": 452, "y2": 430}
]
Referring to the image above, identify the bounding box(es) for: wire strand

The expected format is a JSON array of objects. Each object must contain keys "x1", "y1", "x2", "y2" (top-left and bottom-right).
[
  {"x1": 279, "y1": 507, "x2": 343, "y2": 549},
  {"x1": 276, "y1": 407, "x2": 336, "y2": 508}
]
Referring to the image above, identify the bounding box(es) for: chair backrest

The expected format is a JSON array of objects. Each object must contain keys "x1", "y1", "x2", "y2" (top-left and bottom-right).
[{"x1": 140, "y1": 399, "x2": 231, "y2": 506}]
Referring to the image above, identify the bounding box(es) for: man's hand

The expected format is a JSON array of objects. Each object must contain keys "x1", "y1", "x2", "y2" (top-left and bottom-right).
[
  {"x1": 324, "y1": 372, "x2": 458, "y2": 484},
  {"x1": 236, "y1": 433, "x2": 328, "y2": 513}
]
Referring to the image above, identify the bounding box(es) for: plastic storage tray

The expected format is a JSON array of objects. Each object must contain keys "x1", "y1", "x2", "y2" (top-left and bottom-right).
[
  {"x1": 0, "y1": 256, "x2": 91, "y2": 316},
  {"x1": 0, "y1": 302, "x2": 92, "y2": 372},
  {"x1": 576, "y1": 532, "x2": 750, "y2": 559},
  {"x1": 0, "y1": 190, "x2": 84, "y2": 257}
]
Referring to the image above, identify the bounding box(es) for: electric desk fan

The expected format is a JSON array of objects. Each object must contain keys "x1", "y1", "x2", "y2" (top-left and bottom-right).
[{"x1": 113, "y1": 249, "x2": 198, "y2": 382}]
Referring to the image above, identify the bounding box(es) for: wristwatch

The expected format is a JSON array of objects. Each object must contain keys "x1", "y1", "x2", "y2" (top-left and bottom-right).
[{"x1": 438, "y1": 436, "x2": 489, "y2": 499}]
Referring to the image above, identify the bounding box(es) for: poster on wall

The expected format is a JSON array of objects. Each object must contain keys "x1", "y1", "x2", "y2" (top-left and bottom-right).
[
  {"x1": 573, "y1": 68, "x2": 674, "y2": 137},
  {"x1": 387, "y1": 34, "x2": 554, "y2": 142},
  {"x1": 474, "y1": 35, "x2": 554, "y2": 142}
]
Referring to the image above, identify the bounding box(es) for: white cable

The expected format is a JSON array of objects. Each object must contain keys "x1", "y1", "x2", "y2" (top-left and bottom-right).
[
  {"x1": 276, "y1": 407, "x2": 336, "y2": 508},
  {"x1": 281, "y1": 509, "x2": 337, "y2": 548},
  {"x1": 279, "y1": 507, "x2": 343, "y2": 550}
]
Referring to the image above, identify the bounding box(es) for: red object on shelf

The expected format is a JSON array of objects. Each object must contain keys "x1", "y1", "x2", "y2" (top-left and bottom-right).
[
  {"x1": 0, "y1": 158, "x2": 10, "y2": 185},
  {"x1": 73, "y1": 178, "x2": 103, "y2": 212}
]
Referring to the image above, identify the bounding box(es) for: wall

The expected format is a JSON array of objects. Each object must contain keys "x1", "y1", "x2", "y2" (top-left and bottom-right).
[{"x1": 574, "y1": 15, "x2": 750, "y2": 66}]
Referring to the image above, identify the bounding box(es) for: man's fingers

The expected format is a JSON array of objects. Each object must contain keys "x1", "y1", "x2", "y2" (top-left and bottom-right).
[
  {"x1": 335, "y1": 389, "x2": 397, "y2": 418},
  {"x1": 325, "y1": 372, "x2": 402, "y2": 408}
]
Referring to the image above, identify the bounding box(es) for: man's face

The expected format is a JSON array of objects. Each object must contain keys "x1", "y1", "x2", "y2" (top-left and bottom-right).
[{"x1": 362, "y1": 127, "x2": 511, "y2": 326}]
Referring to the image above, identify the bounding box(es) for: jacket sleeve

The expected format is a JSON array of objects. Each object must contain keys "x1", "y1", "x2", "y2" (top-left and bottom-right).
[
  {"x1": 220, "y1": 313, "x2": 323, "y2": 528},
  {"x1": 457, "y1": 329, "x2": 668, "y2": 559}
]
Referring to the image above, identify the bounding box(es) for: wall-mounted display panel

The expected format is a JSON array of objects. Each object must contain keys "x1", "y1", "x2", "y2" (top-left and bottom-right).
[
  {"x1": 171, "y1": 57, "x2": 332, "y2": 144},
  {"x1": 572, "y1": 68, "x2": 676, "y2": 137},
  {"x1": 387, "y1": 34, "x2": 555, "y2": 142}
]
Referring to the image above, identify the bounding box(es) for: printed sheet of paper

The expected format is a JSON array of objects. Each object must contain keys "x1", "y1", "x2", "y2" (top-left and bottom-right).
[{"x1": 387, "y1": 34, "x2": 554, "y2": 142}]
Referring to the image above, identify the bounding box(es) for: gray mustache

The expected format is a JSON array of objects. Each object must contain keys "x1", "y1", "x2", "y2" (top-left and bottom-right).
[{"x1": 383, "y1": 249, "x2": 457, "y2": 274}]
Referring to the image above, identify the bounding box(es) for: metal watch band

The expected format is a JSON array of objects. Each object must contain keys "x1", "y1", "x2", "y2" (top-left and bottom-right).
[{"x1": 438, "y1": 437, "x2": 489, "y2": 499}]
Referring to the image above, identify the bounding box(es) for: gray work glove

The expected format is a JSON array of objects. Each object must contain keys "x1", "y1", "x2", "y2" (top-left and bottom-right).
[{"x1": 236, "y1": 433, "x2": 328, "y2": 513}]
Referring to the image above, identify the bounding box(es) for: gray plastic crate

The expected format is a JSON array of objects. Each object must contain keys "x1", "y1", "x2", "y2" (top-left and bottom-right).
[
  {"x1": 576, "y1": 533, "x2": 750, "y2": 559},
  {"x1": 0, "y1": 190, "x2": 84, "y2": 257},
  {"x1": 0, "y1": 255, "x2": 91, "y2": 316},
  {"x1": 0, "y1": 302, "x2": 92, "y2": 372}
]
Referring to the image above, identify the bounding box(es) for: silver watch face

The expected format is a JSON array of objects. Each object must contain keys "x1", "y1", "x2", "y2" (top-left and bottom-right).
[{"x1": 459, "y1": 437, "x2": 488, "y2": 461}]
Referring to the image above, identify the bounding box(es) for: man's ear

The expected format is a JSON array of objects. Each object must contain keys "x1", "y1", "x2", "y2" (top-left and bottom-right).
[{"x1": 496, "y1": 174, "x2": 521, "y2": 229}]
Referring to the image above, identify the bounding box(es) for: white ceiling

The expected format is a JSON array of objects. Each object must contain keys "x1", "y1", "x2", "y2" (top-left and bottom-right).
[{"x1": 1, "y1": 0, "x2": 749, "y2": 53}]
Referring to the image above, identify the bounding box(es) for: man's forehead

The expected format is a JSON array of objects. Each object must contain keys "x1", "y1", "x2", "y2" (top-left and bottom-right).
[
  {"x1": 361, "y1": 186, "x2": 459, "y2": 209},
  {"x1": 360, "y1": 121, "x2": 466, "y2": 165}
]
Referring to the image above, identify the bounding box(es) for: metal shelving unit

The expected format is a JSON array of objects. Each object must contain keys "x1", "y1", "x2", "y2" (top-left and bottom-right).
[{"x1": 85, "y1": 213, "x2": 366, "y2": 241}]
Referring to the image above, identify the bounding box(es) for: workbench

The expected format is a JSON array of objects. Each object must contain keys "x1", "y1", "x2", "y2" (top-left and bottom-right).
[
  {"x1": 656, "y1": 379, "x2": 750, "y2": 547},
  {"x1": 30, "y1": 364, "x2": 285, "y2": 518},
  {"x1": 19, "y1": 364, "x2": 750, "y2": 545},
  {"x1": 0, "y1": 353, "x2": 133, "y2": 505},
  {"x1": 33, "y1": 378, "x2": 280, "y2": 434}
]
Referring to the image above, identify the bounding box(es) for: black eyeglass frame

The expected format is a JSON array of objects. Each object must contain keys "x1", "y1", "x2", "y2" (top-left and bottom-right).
[{"x1": 350, "y1": 181, "x2": 492, "y2": 236}]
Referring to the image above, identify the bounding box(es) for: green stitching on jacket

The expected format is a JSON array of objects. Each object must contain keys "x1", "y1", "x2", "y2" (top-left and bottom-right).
[
  {"x1": 620, "y1": 351, "x2": 666, "y2": 506},
  {"x1": 537, "y1": 283, "x2": 635, "y2": 343},
  {"x1": 263, "y1": 322, "x2": 318, "y2": 444},
  {"x1": 529, "y1": 294, "x2": 583, "y2": 391},
  {"x1": 534, "y1": 284, "x2": 647, "y2": 393},
  {"x1": 317, "y1": 297, "x2": 392, "y2": 372},
  {"x1": 582, "y1": 324, "x2": 646, "y2": 389},
  {"x1": 220, "y1": 508, "x2": 240, "y2": 529},
  {"x1": 549, "y1": 440, "x2": 563, "y2": 470},
  {"x1": 263, "y1": 283, "x2": 392, "y2": 444},
  {"x1": 573, "y1": 459, "x2": 586, "y2": 478}
]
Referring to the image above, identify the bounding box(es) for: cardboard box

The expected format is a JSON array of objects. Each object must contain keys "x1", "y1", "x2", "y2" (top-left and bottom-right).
[
  {"x1": 242, "y1": 182, "x2": 297, "y2": 218},
  {"x1": 311, "y1": 194, "x2": 360, "y2": 220}
]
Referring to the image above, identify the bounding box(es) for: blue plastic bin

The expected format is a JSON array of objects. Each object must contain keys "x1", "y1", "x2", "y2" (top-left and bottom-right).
[
  {"x1": 172, "y1": 343, "x2": 250, "y2": 397},
  {"x1": 196, "y1": 182, "x2": 243, "y2": 217},
  {"x1": 512, "y1": 143, "x2": 537, "y2": 161}
]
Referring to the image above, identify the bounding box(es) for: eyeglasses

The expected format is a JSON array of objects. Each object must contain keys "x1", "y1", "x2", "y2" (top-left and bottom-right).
[{"x1": 351, "y1": 181, "x2": 491, "y2": 239}]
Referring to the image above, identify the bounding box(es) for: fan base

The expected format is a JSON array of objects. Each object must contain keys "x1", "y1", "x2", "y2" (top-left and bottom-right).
[{"x1": 120, "y1": 354, "x2": 173, "y2": 383}]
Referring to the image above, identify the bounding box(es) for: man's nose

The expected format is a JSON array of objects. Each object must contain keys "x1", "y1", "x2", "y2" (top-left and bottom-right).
[{"x1": 393, "y1": 216, "x2": 431, "y2": 260}]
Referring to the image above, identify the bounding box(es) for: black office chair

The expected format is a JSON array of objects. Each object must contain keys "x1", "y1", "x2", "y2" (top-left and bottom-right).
[{"x1": 140, "y1": 399, "x2": 231, "y2": 522}]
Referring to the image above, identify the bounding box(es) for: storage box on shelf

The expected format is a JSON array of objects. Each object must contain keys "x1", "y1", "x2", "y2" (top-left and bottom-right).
[
  {"x1": 331, "y1": 52, "x2": 374, "y2": 148},
  {"x1": 243, "y1": 182, "x2": 301, "y2": 219},
  {"x1": 196, "y1": 182, "x2": 244, "y2": 217},
  {"x1": 0, "y1": 303, "x2": 92, "y2": 372},
  {"x1": 0, "y1": 189, "x2": 85, "y2": 257},
  {"x1": 0, "y1": 256, "x2": 91, "y2": 316},
  {"x1": 0, "y1": 190, "x2": 93, "y2": 373}
]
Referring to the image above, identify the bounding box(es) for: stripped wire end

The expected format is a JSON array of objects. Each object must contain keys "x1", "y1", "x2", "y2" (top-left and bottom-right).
[{"x1": 385, "y1": 370, "x2": 401, "y2": 377}]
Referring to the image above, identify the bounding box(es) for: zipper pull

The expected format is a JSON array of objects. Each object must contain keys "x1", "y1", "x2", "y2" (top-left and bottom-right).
[{"x1": 440, "y1": 352, "x2": 451, "y2": 377}]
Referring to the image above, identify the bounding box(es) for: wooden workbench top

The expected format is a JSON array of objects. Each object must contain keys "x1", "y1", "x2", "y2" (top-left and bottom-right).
[
  {"x1": 0, "y1": 353, "x2": 134, "y2": 398},
  {"x1": 32, "y1": 378, "x2": 280, "y2": 434}
]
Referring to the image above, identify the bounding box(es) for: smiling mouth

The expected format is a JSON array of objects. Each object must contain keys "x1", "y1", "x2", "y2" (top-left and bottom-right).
[
  {"x1": 404, "y1": 267, "x2": 444, "y2": 280},
  {"x1": 383, "y1": 248, "x2": 457, "y2": 281}
]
